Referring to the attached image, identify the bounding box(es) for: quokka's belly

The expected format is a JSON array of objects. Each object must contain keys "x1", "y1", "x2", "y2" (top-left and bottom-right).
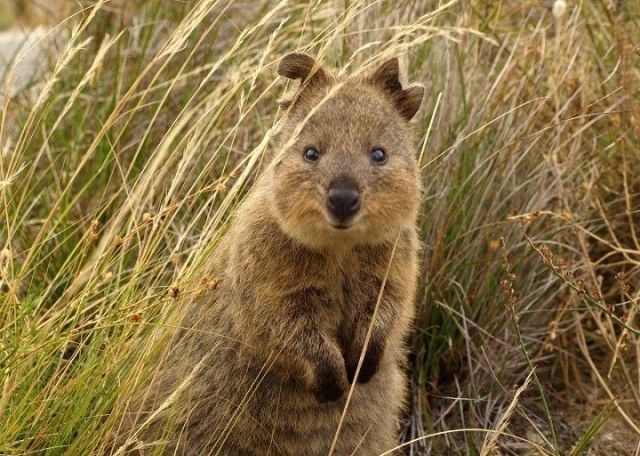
[
  {"x1": 212, "y1": 361, "x2": 405, "y2": 456},
  {"x1": 163, "y1": 332, "x2": 405, "y2": 455}
]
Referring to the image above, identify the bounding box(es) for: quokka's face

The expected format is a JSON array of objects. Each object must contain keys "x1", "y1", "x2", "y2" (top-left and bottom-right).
[{"x1": 271, "y1": 70, "x2": 423, "y2": 249}]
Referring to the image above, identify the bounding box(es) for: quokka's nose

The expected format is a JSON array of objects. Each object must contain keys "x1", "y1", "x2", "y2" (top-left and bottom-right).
[{"x1": 326, "y1": 176, "x2": 360, "y2": 221}]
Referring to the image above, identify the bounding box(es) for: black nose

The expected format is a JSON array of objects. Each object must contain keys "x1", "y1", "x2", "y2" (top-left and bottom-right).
[{"x1": 326, "y1": 178, "x2": 360, "y2": 221}]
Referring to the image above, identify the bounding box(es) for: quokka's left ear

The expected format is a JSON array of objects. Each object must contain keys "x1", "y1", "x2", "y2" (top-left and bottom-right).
[{"x1": 367, "y1": 57, "x2": 424, "y2": 121}]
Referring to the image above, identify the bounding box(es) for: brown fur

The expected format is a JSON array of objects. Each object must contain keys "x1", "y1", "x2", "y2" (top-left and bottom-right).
[{"x1": 112, "y1": 53, "x2": 424, "y2": 456}]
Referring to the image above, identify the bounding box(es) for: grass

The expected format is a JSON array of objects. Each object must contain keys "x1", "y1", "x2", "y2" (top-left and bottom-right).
[{"x1": 0, "y1": 0, "x2": 639, "y2": 454}]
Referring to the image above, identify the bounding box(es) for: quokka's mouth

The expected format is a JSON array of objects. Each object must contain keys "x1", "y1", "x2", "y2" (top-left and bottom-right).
[
  {"x1": 327, "y1": 216, "x2": 359, "y2": 231},
  {"x1": 323, "y1": 209, "x2": 361, "y2": 231},
  {"x1": 330, "y1": 223, "x2": 352, "y2": 230}
]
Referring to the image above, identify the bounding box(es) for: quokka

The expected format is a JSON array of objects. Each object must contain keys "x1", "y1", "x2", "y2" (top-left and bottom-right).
[{"x1": 113, "y1": 52, "x2": 424, "y2": 456}]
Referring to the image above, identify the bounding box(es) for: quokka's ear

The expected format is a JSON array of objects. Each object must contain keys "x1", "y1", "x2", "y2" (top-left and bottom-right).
[
  {"x1": 368, "y1": 57, "x2": 424, "y2": 121},
  {"x1": 277, "y1": 53, "x2": 331, "y2": 109}
]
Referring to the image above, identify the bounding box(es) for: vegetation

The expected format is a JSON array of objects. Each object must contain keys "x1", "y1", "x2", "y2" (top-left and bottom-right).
[{"x1": 1, "y1": 0, "x2": 638, "y2": 454}]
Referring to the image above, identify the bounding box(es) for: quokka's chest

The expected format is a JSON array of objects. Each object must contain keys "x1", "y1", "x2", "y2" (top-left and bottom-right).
[{"x1": 326, "y1": 255, "x2": 385, "y2": 314}]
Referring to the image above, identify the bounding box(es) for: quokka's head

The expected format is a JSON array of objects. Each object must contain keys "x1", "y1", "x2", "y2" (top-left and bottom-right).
[{"x1": 269, "y1": 53, "x2": 423, "y2": 249}]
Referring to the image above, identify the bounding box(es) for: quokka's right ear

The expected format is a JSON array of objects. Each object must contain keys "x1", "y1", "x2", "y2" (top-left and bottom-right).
[
  {"x1": 277, "y1": 53, "x2": 331, "y2": 109},
  {"x1": 278, "y1": 53, "x2": 330, "y2": 82}
]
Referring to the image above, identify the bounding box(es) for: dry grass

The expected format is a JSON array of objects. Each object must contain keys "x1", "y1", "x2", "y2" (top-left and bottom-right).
[{"x1": 0, "y1": 0, "x2": 638, "y2": 454}]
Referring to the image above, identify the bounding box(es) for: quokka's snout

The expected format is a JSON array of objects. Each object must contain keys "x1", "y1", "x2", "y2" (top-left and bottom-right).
[{"x1": 326, "y1": 174, "x2": 360, "y2": 225}]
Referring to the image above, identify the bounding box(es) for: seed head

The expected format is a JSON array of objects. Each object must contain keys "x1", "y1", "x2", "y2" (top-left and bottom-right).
[
  {"x1": 168, "y1": 285, "x2": 180, "y2": 299},
  {"x1": 552, "y1": 0, "x2": 567, "y2": 19}
]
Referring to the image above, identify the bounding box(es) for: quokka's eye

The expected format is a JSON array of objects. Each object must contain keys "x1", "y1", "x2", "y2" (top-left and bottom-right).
[
  {"x1": 370, "y1": 148, "x2": 387, "y2": 164},
  {"x1": 303, "y1": 147, "x2": 320, "y2": 162}
]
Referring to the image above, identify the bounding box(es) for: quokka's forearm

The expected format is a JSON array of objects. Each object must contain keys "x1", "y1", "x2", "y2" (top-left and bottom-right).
[
  {"x1": 241, "y1": 289, "x2": 349, "y2": 402},
  {"x1": 343, "y1": 301, "x2": 396, "y2": 384},
  {"x1": 259, "y1": 319, "x2": 349, "y2": 402},
  {"x1": 342, "y1": 278, "x2": 411, "y2": 383}
]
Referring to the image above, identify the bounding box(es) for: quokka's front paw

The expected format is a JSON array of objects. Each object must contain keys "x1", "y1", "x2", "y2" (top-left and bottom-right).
[
  {"x1": 345, "y1": 339, "x2": 384, "y2": 384},
  {"x1": 313, "y1": 359, "x2": 349, "y2": 403}
]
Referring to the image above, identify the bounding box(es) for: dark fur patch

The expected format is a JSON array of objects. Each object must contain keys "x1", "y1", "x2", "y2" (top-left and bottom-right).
[
  {"x1": 314, "y1": 360, "x2": 346, "y2": 402},
  {"x1": 354, "y1": 337, "x2": 384, "y2": 384},
  {"x1": 346, "y1": 334, "x2": 385, "y2": 384}
]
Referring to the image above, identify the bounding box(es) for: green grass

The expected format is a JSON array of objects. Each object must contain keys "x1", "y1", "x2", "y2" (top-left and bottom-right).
[{"x1": 1, "y1": 0, "x2": 639, "y2": 454}]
